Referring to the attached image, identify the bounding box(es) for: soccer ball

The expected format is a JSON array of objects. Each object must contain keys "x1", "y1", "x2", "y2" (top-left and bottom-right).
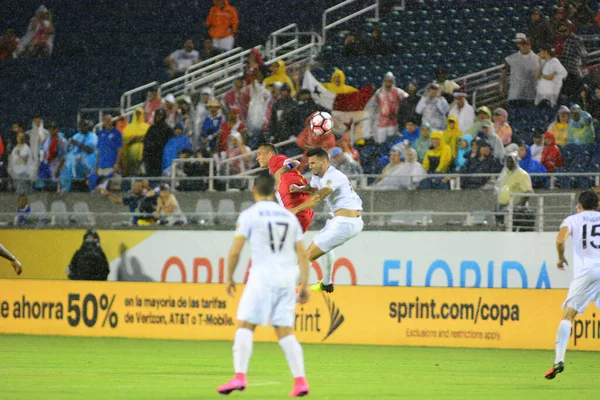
[{"x1": 310, "y1": 111, "x2": 333, "y2": 135}]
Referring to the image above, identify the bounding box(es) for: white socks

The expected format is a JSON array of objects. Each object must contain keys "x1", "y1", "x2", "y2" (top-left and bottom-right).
[
  {"x1": 233, "y1": 328, "x2": 254, "y2": 374},
  {"x1": 554, "y1": 319, "x2": 572, "y2": 364},
  {"x1": 320, "y1": 250, "x2": 335, "y2": 285},
  {"x1": 279, "y1": 335, "x2": 305, "y2": 378}
]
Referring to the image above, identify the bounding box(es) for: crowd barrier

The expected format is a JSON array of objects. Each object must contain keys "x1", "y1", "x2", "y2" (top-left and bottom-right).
[{"x1": 0, "y1": 280, "x2": 598, "y2": 351}]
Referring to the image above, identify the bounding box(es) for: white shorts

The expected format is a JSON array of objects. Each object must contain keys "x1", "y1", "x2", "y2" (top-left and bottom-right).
[
  {"x1": 237, "y1": 278, "x2": 296, "y2": 327},
  {"x1": 374, "y1": 126, "x2": 398, "y2": 144},
  {"x1": 313, "y1": 216, "x2": 363, "y2": 254},
  {"x1": 213, "y1": 36, "x2": 235, "y2": 51},
  {"x1": 563, "y1": 269, "x2": 600, "y2": 314}
]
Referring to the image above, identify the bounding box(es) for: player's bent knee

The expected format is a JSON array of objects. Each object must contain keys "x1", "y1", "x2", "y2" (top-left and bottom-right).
[
  {"x1": 307, "y1": 243, "x2": 325, "y2": 262},
  {"x1": 237, "y1": 321, "x2": 257, "y2": 331},
  {"x1": 273, "y1": 326, "x2": 294, "y2": 340},
  {"x1": 563, "y1": 307, "x2": 578, "y2": 321}
]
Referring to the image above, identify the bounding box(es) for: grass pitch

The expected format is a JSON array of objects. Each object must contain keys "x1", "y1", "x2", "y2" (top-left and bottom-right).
[{"x1": 0, "y1": 335, "x2": 599, "y2": 399}]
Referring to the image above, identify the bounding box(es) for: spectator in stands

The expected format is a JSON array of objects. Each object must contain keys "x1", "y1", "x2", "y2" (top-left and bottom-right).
[
  {"x1": 547, "y1": 105, "x2": 570, "y2": 146},
  {"x1": 530, "y1": 131, "x2": 545, "y2": 162},
  {"x1": 416, "y1": 82, "x2": 449, "y2": 131},
  {"x1": 67, "y1": 230, "x2": 109, "y2": 281},
  {"x1": 368, "y1": 28, "x2": 393, "y2": 56},
  {"x1": 296, "y1": 89, "x2": 322, "y2": 127},
  {"x1": 2, "y1": 123, "x2": 21, "y2": 180},
  {"x1": 246, "y1": 71, "x2": 271, "y2": 147},
  {"x1": 343, "y1": 32, "x2": 363, "y2": 57},
  {"x1": 579, "y1": 85, "x2": 593, "y2": 115},
  {"x1": 122, "y1": 108, "x2": 149, "y2": 176},
  {"x1": 200, "y1": 99, "x2": 225, "y2": 153},
  {"x1": 163, "y1": 94, "x2": 179, "y2": 128},
  {"x1": 225, "y1": 131, "x2": 252, "y2": 175},
  {"x1": 0, "y1": 28, "x2": 19, "y2": 61},
  {"x1": 501, "y1": 33, "x2": 538, "y2": 107},
  {"x1": 435, "y1": 67, "x2": 460, "y2": 103},
  {"x1": 100, "y1": 179, "x2": 145, "y2": 224},
  {"x1": 165, "y1": 39, "x2": 199, "y2": 78},
  {"x1": 373, "y1": 147, "x2": 426, "y2": 191},
  {"x1": 143, "y1": 87, "x2": 162, "y2": 125},
  {"x1": 479, "y1": 120, "x2": 505, "y2": 162},
  {"x1": 8, "y1": 132, "x2": 34, "y2": 192},
  {"x1": 493, "y1": 108, "x2": 513, "y2": 145},
  {"x1": 443, "y1": 115, "x2": 462, "y2": 159},
  {"x1": 97, "y1": 114, "x2": 123, "y2": 181},
  {"x1": 156, "y1": 184, "x2": 187, "y2": 225},
  {"x1": 25, "y1": 114, "x2": 48, "y2": 167},
  {"x1": 264, "y1": 61, "x2": 295, "y2": 95},
  {"x1": 412, "y1": 123, "x2": 432, "y2": 162},
  {"x1": 37, "y1": 122, "x2": 66, "y2": 190},
  {"x1": 195, "y1": 87, "x2": 214, "y2": 132},
  {"x1": 448, "y1": 92, "x2": 475, "y2": 134},
  {"x1": 206, "y1": 0, "x2": 238, "y2": 52},
  {"x1": 398, "y1": 81, "x2": 421, "y2": 127},
  {"x1": 370, "y1": 72, "x2": 407, "y2": 144},
  {"x1": 162, "y1": 122, "x2": 192, "y2": 176},
  {"x1": 269, "y1": 83, "x2": 298, "y2": 146},
  {"x1": 423, "y1": 131, "x2": 452, "y2": 174},
  {"x1": 570, "y1": 0, "x2": 596, "y2": 28},
  {"x1": 244, "y1": 49, "x2": 267, "y2": 85},
  {"x1": 456, "y1": 141, "x2": 503, "y2": 189},
  {"x1": 223, "y1": 77, "x2": 249, "y2": 122},
  {"x1": 143, "y1": 109, "x2": 173, "y2": 178},
  {"x1": 16, "y1": 194, "x2": 31, "y2": 225},
  {"x1": 176, "y1": 149, "x2": 209, "y2": 191},
  {"x1": 589, "y1": 87, "x2": 600, "y2": 123},
  {"x1": 528, "y1": 7, "x2": 553, "y2": 52},
  {"x1": 296, "y1": 114, "x2": 336, "y2": 170},
  {"x1": 518, "y1": 143, "x2": 547, "y2": 174},
  {"x1": 541, "y1": 132, "x2": 564, "y2": 172},
  {"x1": 496, "y1": 152, "x2": 534, "y2": 225},
  {"x1": 323, "y1": 69, "x2": 357, "y2": 94},
  {"x1": 555, "y1": 23, "x2": 587, "y2": 99},
  {"x1": 18, "y1": 5, "x2": 55, "y2": 58},
  {"x1": 336, "y1": 134, "x2": 361, "y2": 164},
  {"x1": 399, "y1": 119, "x2": 420, "y2": 147},
  {"x1": 468, "y1": 106, "x2": 492, "y2": 137},
  {"x1": 330, "y1": 147, "x2": 362, "y2": 184},
  {"x1": 201, "y1": 38, "x2": 220, "y2": 60},
  {"x1": 61, "y1": 120, "x2": 98, "y2": 192},
  {"x1": 177, "y1": 95, "x2": 196, "y2": 143},
  {"x1": 535, "y1": 45, "x2": 568, "y2": 108},
  {"x1": 568, "y1": 104, "x2": 595, "y2": 144},
  {"x1": 219, "y1": 107, "x2": 246, "y2": 154},
  {"x1": 552, "y1": 6, "x2": 576, "y2": 35},
  {"x1": 454, "y1": 134, "x2": 473, "y2": 171}
]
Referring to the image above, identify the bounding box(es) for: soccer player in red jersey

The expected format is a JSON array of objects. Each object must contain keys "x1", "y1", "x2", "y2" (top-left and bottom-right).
[{"x1": 256, "y1": 144, "x2": 314, "y2": 232}]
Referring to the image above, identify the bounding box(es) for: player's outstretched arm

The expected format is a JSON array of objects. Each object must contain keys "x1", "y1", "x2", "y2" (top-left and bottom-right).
[
  {"x1": 556, "y1": 226, "x2": 570, "y2": 270},
  {"x1": 296, "y1": 241, "x2": 310, "y2": 304},
  {"x1": 0, "y1": 243, "x2": 22, "y2": 275},
  {"x1": 226, "y1": 236, "x2": 246, "y2": 296},
  {"x1": 289, "y1": 183, "x2": 317, "y2": 195},
  {"x1": 289, "y1": 187, "x2": 333, "y2": 214}
]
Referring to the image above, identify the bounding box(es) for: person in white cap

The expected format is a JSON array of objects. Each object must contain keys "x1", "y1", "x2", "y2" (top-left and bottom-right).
[
  {"x1": 369, "y1": 72, "x2": 409, "y2": 144},
  {"x1": 195, "y1": 87, "x2": 215, "y2": 134},
  {"x1": 448, "y1": 91, "x2": 475, "y2": 133},
  {"x1": 501, "y1": 33, "x2": 539, "y2": 107},
  {"x1": 416, "y1": 82, "x2": 449, "y2": 131},
  {"x1": 163, "y1": 94, "x2": 179, "y2": 128}
]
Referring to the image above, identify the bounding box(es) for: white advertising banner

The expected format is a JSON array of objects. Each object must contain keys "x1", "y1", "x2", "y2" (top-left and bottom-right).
[{"x1": 107, "y1": 232, "x2": 572, "y2": 289}]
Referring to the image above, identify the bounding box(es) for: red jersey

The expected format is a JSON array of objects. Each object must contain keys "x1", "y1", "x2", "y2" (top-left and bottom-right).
[{"x1": 268, "y1": 154, "x2": 314, "y2": 232}]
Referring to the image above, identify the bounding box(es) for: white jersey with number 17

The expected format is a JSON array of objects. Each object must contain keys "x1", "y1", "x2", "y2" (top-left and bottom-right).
[
  {"x1": 310, "y1": 166, "x2": 363, "y2": 213},
  {"x1": 235, "y1": 200, "x2": 303, "y2": 288},
  {"x1": 561, "y1": 210, "x2": 600, "y2": 279}
]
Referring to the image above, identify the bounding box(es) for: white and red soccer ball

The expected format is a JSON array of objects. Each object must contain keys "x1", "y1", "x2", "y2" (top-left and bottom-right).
[{"x1": 310, "y1": 111, "x2": 333, "y2": 135}]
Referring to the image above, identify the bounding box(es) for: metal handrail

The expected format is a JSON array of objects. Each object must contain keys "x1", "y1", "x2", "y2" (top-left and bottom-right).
[
  {"x1": 472, "y1": 81, "x2": 500, "y2": 109},
  {"x1": 170, "y1": 158, "x2": 215, "y2": 192},
  {"x1": 266, "y1": 24, "x2": 299, "y2": 59},
  {"x1": 322, "y1": 0, "x2": 379, "y2": 44},
  {"x1": 77, "y1": 107, "x2": 121, "y2": 125},
  {"x1": 120, "y1": 81, "x2": 159, "y2": 114}
]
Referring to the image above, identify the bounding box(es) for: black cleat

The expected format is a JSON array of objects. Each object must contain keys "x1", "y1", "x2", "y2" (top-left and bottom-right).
[{"x1": 545, "y1": 362, "x2": 564, "y2": 379}]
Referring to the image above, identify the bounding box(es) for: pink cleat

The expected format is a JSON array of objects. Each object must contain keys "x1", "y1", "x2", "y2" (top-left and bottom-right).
[
  {"x1": 289, "y1": 377, "x2": 309, "y2": 397},
  {"x1": 217, "y1": 373, "x2": 247, "y2": 395}
]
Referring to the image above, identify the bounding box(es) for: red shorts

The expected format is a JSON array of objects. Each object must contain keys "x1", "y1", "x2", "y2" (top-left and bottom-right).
[{"x1": 297, "y1": 209, "x2": 314, "y2": 233}]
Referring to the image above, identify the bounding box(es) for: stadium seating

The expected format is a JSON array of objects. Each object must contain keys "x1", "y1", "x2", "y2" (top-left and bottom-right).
[
  {"x1": 216, "y1": 199, "x2": 236, "y2": 226},
  {"x1": 49, "y1": 200, "x2": 69, "y2": 226}
]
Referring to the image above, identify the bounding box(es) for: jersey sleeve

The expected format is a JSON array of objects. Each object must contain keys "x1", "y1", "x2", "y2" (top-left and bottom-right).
[
  {"x1": 324, "y1": 170, "x2": 346, "y2": 191},
  {"x1": 234, "y1": 211, "x2": 252, "y2": 238},
  {"x1": 559, "y1": 216, "x2": 573, "y2": 235}
]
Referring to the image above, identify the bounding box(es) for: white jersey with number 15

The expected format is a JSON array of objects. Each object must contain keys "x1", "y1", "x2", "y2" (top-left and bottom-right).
[
  {"x1": 310, "y1": 166, "x2": 363, "y2": 213},
  {"x1": 561, "y1": 210, "x2": 600, "y2": 279}
]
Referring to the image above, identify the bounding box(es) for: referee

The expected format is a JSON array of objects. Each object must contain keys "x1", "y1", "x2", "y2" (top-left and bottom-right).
[{"x1": 0, "y1": 243, "x2": 22, "y2": 275}]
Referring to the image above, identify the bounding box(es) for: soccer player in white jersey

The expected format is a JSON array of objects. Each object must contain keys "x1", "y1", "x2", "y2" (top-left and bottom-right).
[
  {"x1": 0, "y1": 243, "x2": 22, "y2": 275},
  {"x1": 288, "y1": 147, "x2": 363, "y2": 293},
  {"x1": 545, "y1": 189, "x2": 600, "y2": 379},
  {"x1": 217, "y1": 172, "x2": 311, "y2": 398}
]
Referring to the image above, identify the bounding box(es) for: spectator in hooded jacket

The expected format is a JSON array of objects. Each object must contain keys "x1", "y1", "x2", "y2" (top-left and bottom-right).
[
  {"x1": 468, "y1": 106, "x2": 492, "y2": 137},
  {"x1": 518, "y1": 143, "x2": 548, "y2": 188},
  {"x1": 496, "y1": 152, "x2": 533, "y2": 212},
  {"x1": 60, "y1": 120, "x2": 98, "y2": 192},
  {"x1": 372, "y1": 147, "x2": 426, "y2": 190},
  {"x1": 442, "y1": 115, "x2": 462, "y2": 158},
  {"x1": 412, "y1": 123, "x2": 432, "y2": 162},
  {"x1": 371, "y1": 72, "x2": 408, "y2": 144},
  {"x1": 264, "y1": 60, "x2": 296, "y2": 95},
  {"x1": 206, "y1": 0, "x2": 238, "y2": 52},
  {"x1": 423, "y1": 131, "x2": 452, "y2": 173},
  {"x1": 458, "y1": 141, "x2": 503, "y2": 189},
  {"x1": 162, "y1": 122, "x2": 193, "y2": 175},
  {"x1": 122, "y1": 108, "x2": 149, "y2": 176},
  {"x1": 568, "y1": 104, "x2": 595, "y2": 144},
  {"x1": 416, "y1": 82, "x2": 450, "y2": 131},
  {"x1": 541, "y1": 132, "x2": 564, "y2": 172},
  {"x1": 478, "y1": 120, "x2": 505, "y2": 162},
  {"x1": 455, "y1": 134, "x2": 473, "y2": 171},
  {"x1": 223, "y1": 77, "x2": 249, "y2": 122},
  {"x1": 67, "y1": 230, "x2": 109, "y2": 281},
  {"x1": 547, "y1": 105, "x2": 570, "y2": 146},
  {"x1": 493, "y1": 108, "x2": 513, "y2": 145},
  {"x1": 143, "y1": 109, "x2": 174, "y2": 177},
  {"x1": 448, "y1": 91, "x2": 475, "y2": 134},
  {"x1": 501, "y1": 34, "x2": 538, "y2": 106},
  {"x1": 25, "y1": 114, "x2": 48, "y2": 167},
  {"x1": 398, "y1": 81, "x2": 421, "y2": 127},
  {"x1": 323, "y1": 69, "x2": 358, "y2": 94}
]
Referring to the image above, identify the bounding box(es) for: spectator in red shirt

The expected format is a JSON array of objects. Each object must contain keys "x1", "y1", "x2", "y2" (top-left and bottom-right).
[
  {"x1": 244, "y1": 49, "x2": 267, "y2": 85},
  {"x1": 295, "y1": 114, "x2": 336, "y2": 171},
  {"x1": 19, "y1": 5, "x2": 55, "y2": 58},
  {"x1": 218, "y1": 107, "x2": 247, "y2": 153},
  {"x1": 0, "y1": 29, "x2": 19, "y2": 61},
  {"x1": 222, "y1": 76, "x2": 249, "y2": 122},
  {"x1": 143, "y1": 87, "x2": 163, "y2": 125},
  {"x1": 206, "y1": 0, "x2": 238, "y2": 52},
  {"x1": 541, "y1": 132, "x2": 564, "y2": 172}
]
